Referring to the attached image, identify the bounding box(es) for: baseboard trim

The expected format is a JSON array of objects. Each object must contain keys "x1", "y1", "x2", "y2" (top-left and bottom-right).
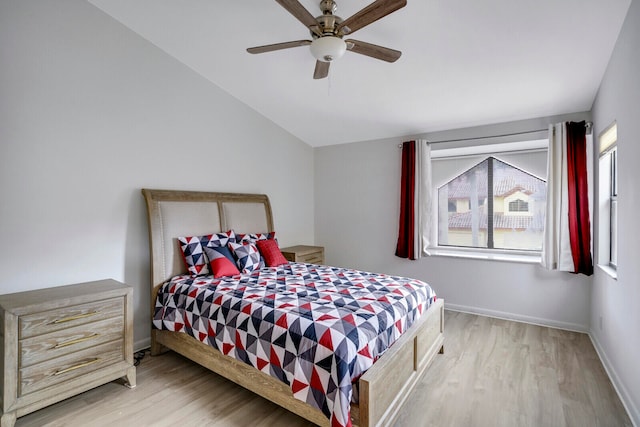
[
  {"x1": 135, "y1": 337, "x2": 151, "y2": 353},
  {"x1": 589, "y1": 332, "x2": 639, "y2": 427},
  {"x1": 444, "y1": 303, "x2": 589, "y2": 333}
]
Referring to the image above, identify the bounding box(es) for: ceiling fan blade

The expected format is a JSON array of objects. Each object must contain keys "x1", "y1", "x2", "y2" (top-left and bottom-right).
[
  {"x1": 337, "y1": 0, "x2": 407, "y2": 35},
  {"x1": 313, "y1": 61, "x2": 330, "y2": 79},
  {"x1": 247, "y1": 40, "x2": 312, "y2": 54},
  {"x1": 346, "y1": 39, "x2": 401, "y2": 62},
  {"x1": 275, "y1": 0, "x2": 322, "y2": 36}
]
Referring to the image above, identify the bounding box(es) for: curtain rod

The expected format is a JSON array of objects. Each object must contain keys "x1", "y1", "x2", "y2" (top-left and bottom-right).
[
  {"x1": 427, "y1": 128, "x2": 548, "y2": 145},
  {"x1": 398, "y1": 121, "x2": 592, "y2": 147}
]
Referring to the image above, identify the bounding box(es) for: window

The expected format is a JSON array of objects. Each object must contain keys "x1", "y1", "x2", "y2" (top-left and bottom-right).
[
  {"x1": 598, "y1": 122, "x2": 618, "y2": 272},
  {"x1": 610, "y1": 149, "x2": 618, "y2": 267},
  {"x1": 431, "y1": 140, "x2": 548, "y2": 255},
  {"x1": 508, "y1": 199, "x2": 529, "y2": 213}
]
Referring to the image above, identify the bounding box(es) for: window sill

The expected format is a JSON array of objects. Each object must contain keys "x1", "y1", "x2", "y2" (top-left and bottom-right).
[
  {"x1": 427, "y1": 247, "x2": 541, "y2": 264},
  {"x1": 597, "y1": 264, "x2": 618, "y2": 280}
]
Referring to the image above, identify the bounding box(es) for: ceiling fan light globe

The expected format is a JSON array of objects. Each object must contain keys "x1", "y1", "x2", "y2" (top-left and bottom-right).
[{"x1": 310, "y1": 36, "x2": 347, "y2": 62}]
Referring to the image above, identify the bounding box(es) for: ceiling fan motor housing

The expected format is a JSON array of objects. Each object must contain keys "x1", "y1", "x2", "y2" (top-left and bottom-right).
[{"x1": 314, "y1": 0, "x2": 343, "y2": 37}]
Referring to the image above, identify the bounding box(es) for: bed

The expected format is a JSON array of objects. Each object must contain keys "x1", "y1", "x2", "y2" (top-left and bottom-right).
[{"x1": 141, "y1": 189, "x2": 444, "y2": 427}]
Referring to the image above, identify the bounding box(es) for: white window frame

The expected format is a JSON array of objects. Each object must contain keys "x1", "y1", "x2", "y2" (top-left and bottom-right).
[
  {"x1": 597, "y1": 122, "x2": 618, "y2": 278},
  {"x1": 428, "y1": 139, "x2": 548, "y2": 264}
]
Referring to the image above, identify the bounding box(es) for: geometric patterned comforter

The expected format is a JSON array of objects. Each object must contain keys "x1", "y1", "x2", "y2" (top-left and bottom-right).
[{"x1": 153, "y1": 262, "x2": 437, "y2": 427}]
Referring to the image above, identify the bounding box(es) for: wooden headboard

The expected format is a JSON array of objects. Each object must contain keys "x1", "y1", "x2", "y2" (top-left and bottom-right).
[{"x1": 141, "y1": 189, "x2": 274, "y2": 314}]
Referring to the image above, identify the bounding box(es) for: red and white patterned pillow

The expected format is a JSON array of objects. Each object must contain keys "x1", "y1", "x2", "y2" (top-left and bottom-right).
[
  {"x1": 237, "y1": 231, "x2": 276, "y2": 267},
  {"x1": 228, "y1": 241, "x2": 262, "y2": 274},
  {"x1": 177, "y1": 230, "x2": 236, "y2": 276},
  {"x1": 256, "y1": 239, "x2": 289, "y2": 267}
]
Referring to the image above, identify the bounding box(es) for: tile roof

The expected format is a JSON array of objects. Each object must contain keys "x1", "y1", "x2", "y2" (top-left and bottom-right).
[
  {"x1": 448, "y1": 212, "x2": 545, "y2": 231},
  {"x1": 443, "y1": 158, "x2": 546, "y2": 200}
]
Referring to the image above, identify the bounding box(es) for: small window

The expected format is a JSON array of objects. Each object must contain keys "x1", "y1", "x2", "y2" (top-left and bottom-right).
[
  {"x1": 598, "y1": 122, "x2": 618, "y2": 272},
  {"x1": 610, "y1": 148, "x2": 618, "y2": 267},
  {"x1": 508, "y1": 199, "x2": 529, "y2": 212}
]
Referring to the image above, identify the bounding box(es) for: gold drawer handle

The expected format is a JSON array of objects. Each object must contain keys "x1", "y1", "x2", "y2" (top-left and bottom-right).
[
  {"x1": 53, "y1": 333, "x2": 100, "y2": 349},
  {"x1": 53, "y1": 358, "x2": 101, "y2": 376},
  {"x1": 50, "y1": 311, "x2": 99, "y2": 324}
]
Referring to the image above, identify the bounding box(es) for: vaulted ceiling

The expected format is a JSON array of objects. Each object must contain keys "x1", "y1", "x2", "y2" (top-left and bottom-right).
[{"x1": 88, "y1": 0, "x2": 631, "y2": 147}]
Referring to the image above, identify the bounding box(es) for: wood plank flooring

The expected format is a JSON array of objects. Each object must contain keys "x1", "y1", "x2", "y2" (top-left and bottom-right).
[
  {"x1": 15, "y1": 311, "x2": 631, "y2": 427},
  {"x1": 394, "y1": 311, "x2": 631, "y2": 427}
]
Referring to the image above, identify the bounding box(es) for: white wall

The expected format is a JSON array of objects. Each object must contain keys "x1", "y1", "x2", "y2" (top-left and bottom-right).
[
  {"x1": 0, "y1": 0, "x2": 314, "y2": 349},
  {"x1": 591, "y1": 0, "x2": 640, "y2": 423},
  {"x1": 315, "y1": 113, "x2": 592, "y2": 332}
]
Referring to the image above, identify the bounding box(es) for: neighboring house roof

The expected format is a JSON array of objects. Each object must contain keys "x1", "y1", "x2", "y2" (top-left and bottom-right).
[
  {"x1": 448, "y1": 212, "x2": 545, "y2": 231},
  {"x1": 444, "y1": 158, "x2": 546, "y2": 200}
]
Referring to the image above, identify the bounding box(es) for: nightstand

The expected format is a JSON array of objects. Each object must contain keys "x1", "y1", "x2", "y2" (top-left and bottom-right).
[
  {"x1": 0, "y1": 279, "x2": 135, "y2": 427},
  {"x1": 280, "y1": 245, "x2": 325, "y2": 265}
]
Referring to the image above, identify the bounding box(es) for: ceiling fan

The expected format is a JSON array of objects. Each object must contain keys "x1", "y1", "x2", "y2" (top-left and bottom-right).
[{"x1": 247, "y1": 0, "x2": 407, "y2": 79}]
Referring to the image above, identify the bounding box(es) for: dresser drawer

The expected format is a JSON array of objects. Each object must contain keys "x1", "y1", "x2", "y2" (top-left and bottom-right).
[
  {"x1": 20, "y1": 316, "x2": 124, "y2": 368},
  {"x1": 297, "y1": 252, "x2": 323, "y2": 264},
  {"x1": 19, "y1": 340, "x2": 124, "y2": 396},
  {"x1": 19, "y1": 297, "x2": 124, "y2": 339}
]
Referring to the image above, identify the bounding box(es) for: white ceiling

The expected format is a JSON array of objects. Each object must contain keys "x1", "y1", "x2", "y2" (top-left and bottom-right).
[{"x1": 88, "y1": 0, "x2": 630, "y2": 147}]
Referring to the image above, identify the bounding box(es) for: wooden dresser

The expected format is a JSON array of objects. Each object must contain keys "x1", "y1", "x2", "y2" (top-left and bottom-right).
[
  {"x1": 0, "y1": 279, "x2": 135, "y2": 427},
  {"x1": 280, "y1": 245, "x2": 325, "y2": 265}
]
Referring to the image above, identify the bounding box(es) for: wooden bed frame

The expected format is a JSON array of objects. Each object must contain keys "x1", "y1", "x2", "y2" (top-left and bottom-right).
[{"x1": 141, "y1": 189, "x2": 444, "y2": 427}]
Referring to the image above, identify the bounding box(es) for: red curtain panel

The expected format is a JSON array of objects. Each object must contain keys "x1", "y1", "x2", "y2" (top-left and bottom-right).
[
  {"x1": 566, "y1": 121, "x2": 594, "y2": 275},
  {"x1": 395, "y1": 141, "x2": 416, "y2": 259}
]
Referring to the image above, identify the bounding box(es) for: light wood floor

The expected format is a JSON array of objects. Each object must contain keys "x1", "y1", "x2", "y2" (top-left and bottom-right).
[{"x1": 15, "y1": 311, "x2": 631, "y2": 427}]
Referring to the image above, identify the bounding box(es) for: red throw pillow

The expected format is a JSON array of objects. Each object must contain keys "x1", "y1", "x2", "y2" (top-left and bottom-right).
[
  {"x1": 256, "y1": 239, "x2": 289, "y2": 267},
  {"x1": 203, "y1": 246, "x2": 240, "y2": 278}
]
